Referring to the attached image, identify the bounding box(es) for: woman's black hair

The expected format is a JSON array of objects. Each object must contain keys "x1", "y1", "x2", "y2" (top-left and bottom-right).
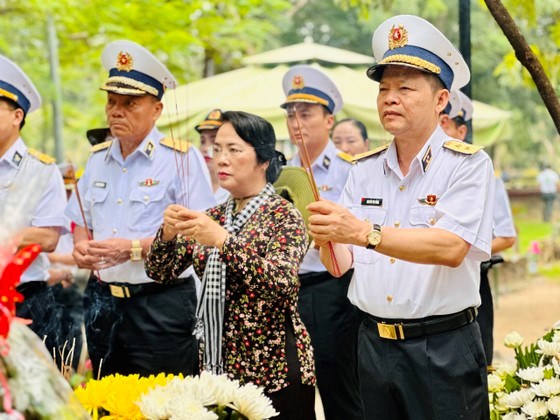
[
  {"x1": 221, "y1": 111, "x2": 286, "y2": 183},
  {"x1": 333, "y1": 118, "x2": 368, "y2": 142}
]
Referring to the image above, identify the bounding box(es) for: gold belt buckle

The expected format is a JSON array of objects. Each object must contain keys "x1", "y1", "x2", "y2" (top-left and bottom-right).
[
  {"x1": 109, "y1": 284, "x2": 130, "y2": 298},
  {"x1": 377, "y1": 322, "x2": 405, "y2": 340}
]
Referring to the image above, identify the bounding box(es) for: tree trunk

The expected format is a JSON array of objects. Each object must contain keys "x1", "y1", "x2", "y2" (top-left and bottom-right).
[{"x1": 484, "y1": 0, "x2": 560, "y2": 134}]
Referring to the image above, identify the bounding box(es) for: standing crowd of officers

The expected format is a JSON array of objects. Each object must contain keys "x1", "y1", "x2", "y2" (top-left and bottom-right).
[{"x1": 0, "y1": 13, "x2": 517, "y2": 420}]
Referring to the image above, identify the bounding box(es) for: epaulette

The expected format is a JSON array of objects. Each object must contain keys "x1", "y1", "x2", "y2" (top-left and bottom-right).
[
  {"x1": 442, "y1": 140, "x2": 483, "y2": 155},
  {"x1": 90, "y1": 140, "x2": 112, "y2": 153},
  {"x1": 337, "y1": 151, "x2": 354, "y2": 164},
  {"x1": 352, "y1": 144, "x2": 390, "y2": 163},
  {"x1": 160, "y1": 137, "x2": 192, "y2": 153},
  {"x1": 27, "y1": 148, "x2": 55, "y2": 164}
]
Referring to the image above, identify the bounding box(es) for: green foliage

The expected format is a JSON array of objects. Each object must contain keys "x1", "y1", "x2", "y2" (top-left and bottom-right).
[{"x1": 0, "y1": 0, "x2": 291, "y2": 165}]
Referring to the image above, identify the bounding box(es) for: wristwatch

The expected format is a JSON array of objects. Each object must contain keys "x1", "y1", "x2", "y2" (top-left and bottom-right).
[
  {"x1": 130, "y1": 239, "x2": 143, "y2": 261},
  {"x1": 366, "y1": 224, "x2": 382, "y2": 250}
]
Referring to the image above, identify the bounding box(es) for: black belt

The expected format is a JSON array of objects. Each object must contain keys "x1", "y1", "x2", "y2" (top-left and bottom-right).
[
  {"x1": 92, "y1": 276, "x2": 190, "y2": 299},
  {"x1": 361, "y1": 307, "x2": 477, "y2": 340},
  {"x1": 299, "y1": 269, "x2": 354, "y2": 287}
]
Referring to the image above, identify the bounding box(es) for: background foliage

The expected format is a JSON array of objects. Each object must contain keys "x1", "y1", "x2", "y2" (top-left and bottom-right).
[{"x1": 0, "y1": 0, "x2": 558, "y2": 173}]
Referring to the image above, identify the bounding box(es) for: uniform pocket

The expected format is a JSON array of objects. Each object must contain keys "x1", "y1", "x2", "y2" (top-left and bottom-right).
[
  {"x1": 127, "y1": 186, "x2": 168, "y2": 232},
  {"x1": 409, "y1": 205, "x2": 437, "y2": 228},
  {"x1": 85, "y1": 186, "x2": 110, "y2": 232}
]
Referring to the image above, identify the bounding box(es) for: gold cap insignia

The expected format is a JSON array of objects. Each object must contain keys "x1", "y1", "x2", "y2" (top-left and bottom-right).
[
  {"x1": 116, "y1": 51, "x2": 134, "y2": 72},
  {"x1": 388, "y1": 24, "x2": 408, "y2": 50},
  {"x1": 292, "y1": 75, "x2": 304, "y2": 90},
  {"x1": 208, "y1": 110, "x2": 222, "y2": 120}
]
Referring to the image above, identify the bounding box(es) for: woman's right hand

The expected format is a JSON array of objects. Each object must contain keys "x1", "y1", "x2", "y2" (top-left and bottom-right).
[{"x1": 162, "y1": 204, "x2": 188, "y2": 241}]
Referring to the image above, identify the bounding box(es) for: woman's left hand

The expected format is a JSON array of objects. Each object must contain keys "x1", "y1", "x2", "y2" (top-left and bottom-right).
[{"x1": 175, "y1": 209, "x2": 229, "y2": 249}]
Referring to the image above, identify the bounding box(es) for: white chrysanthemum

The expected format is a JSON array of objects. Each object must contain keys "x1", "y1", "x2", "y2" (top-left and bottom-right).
[
  {"x1": 229, "y1": 382, "x2": 279, "y2": 420},
  {"x1": 547, "y1": 395, "x2": 560, "y2": 415},
  {"x1": 517, "y1": 366, "x2": 546, "y2": 383},
  {"x1": 137, "y1": 385, "x2": 173, "y2": 419},
  {"x1": 536, "y1": 338, "x2": 560, "y2": 356},
  {"x1": 193, "y1": 371, "x2": 240, "y2": 406},
  {"x1": 552, "y1": 330, "x2": 560, "y2": 343},
  {"x1": 168, "y1": 394, "x2": 218, "y2": 420},
  {"x1": 521, "y1": 399, "x2": 549, "y2": 418},
  {"x1": 501, "y1": 412, "x2": 528, "y2": 420},
  {"x1": 553, "y1": 358, "x2": 560, "y2": 376},
  {"x1": 504, "y1": 332, "x2": 524, "y2": 348},
  {"x1": 488, "y1": 373, "x2": 505, "y2": 392},
  {"x1": 532, "y1": 377, "x2": 560, "y2": 397},
  {"x1": 499, "y1": 388, "x2": 535, "y2": 409},
  {"x1": 495, "y1": 361, "x2": 517, "y2": 377}
]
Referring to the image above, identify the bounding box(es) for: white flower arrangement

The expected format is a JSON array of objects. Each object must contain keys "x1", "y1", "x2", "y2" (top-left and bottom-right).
[
  {"x1": 136, "y1": 371, "x2": 279, "y2": 420},
  {"x1": 490, "y1": 327, "x2": 560, "y2": 420}
]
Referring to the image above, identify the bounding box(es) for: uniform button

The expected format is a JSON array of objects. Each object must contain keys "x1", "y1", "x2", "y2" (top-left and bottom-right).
[
  {"x1": 122, "y1": 167, "x2": 127, "y2": 173},
  {"x1": 394, "y1": 221, "x2": 400, "y2": 227},
  {"x1": 143, "y1": 195, "x2": 150, "y2": 202},
  {"x1": 112, "y1": 228, "x2": 117, "y2": 234},
  {"x1": 117, "y1": 198, "x2": 123, "y2": 204},
  {"x1": 399, "y1": 185, "x2": 405, "y2": 191},
  {"x1": 386, "y1": 295, "x2": 393, "y2": 302},
  {"x1": 429, "y1": 218, "x2": 436, "y2": 225},
  {"x1": 390, "y1": 258, "x2": 396, "y2": 264}
]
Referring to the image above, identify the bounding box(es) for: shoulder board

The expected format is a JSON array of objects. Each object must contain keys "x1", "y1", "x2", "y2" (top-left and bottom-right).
[
  {"x1": 160, "y1": 137, "x2": 192, "y2": 153},
  {"x1": 352, "y1": 144, "x2": 390, "y2": 163},
  {"x1": 442, "y1": 140, "x2": 483, "y2": 155},
  {"x1": 337, "y1": 151, "x2": 354, "y2": 164},
  {"x1": 27, "y1": 148, "x2": 55, "y2": 164},
  {"x1": 90, "y1": 140, "x2": 112, "y2": 153}
]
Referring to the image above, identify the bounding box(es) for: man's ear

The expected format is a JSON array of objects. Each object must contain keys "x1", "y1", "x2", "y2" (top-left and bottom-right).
[
  {"x1": 457, "y1": 124, "x2": 468, "y2": 141},
  {"x1": 435, "y1": 89, "x2": 449, "y2": 114}
]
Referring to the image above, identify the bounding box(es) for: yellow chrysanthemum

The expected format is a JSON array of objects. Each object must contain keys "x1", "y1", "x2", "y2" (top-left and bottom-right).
[{"x1": 74, "y1": 375, "x2": 113, "y2": 419}]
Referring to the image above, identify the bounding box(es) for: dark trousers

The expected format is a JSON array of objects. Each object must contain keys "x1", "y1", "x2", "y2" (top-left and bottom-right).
[
  {"x1": 477, "y1": 265, "x2": 494, "y2": 365},
  {"x1": 298, "y1": 270, "x2": 363, "y2": 420},
  {"x1": 16, "y1": 281, "x2": 62, "y2": 360},
  {"x1": 358, "y1": 318, "x2": 488, "y2": 420},
  {"x1": 267, "y1": 320, "x2": 316, "y2": 420},
  {"x1": 83, "y1": 276, "x2": 199, "y2": 378},
  {"x1": 542, "y1": 192, "x2": 556, "y2": 222}
]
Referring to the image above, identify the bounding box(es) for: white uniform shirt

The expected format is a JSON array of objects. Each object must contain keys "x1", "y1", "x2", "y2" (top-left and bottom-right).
[
  {"x1": 493, "y1": 177, "x2": 516, "y2": 241},
  {"x1": 0, "y1": 138, "x2": 67, "y2": 282},
  {"x1": 537, "y1": 168, "x2": 559, "y2": 194},
  {"x1": 65, "y1": 127, "x2": 215, "y2": 284},
  {"x1": 341, "y1": 127, "x2": 495, "y2": 318},
  {"x1": 288, "y1": 140, "x2": 352, "y2": 274}
]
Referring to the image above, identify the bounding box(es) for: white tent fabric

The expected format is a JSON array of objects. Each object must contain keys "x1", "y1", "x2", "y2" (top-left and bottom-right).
[{"x1": 159, "y1": 42, "x2": 511, "y2": 157}]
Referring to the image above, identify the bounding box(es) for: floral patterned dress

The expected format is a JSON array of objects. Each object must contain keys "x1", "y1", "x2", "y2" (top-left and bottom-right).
[{"x1": 145, "y1": 194, "x2": 316, "y2": 393}]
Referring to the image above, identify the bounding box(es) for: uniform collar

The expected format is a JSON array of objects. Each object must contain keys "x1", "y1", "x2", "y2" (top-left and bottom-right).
[
  {"x1": 0, "y1": 137, "x2": 27, "y2": 169},
  {"x1": 106, "y1": 126, "x2": 161, "y2": 163},
  {"x1": 384, "y1": 126, "x2": 447, "y2": 176},
  {"x1": 311, "y1": 140, "x2": 337, "y2": 173}
]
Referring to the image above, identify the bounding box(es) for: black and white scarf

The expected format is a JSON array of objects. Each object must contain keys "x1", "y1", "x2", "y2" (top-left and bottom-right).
[{"x1": 194, "y1": 183, "x2": 275, "y2": 374}]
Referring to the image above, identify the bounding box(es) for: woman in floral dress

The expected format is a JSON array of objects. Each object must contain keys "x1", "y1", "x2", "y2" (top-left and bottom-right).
[{"x1": 145, "y1": 111, "x2": 316, "y2": 419}]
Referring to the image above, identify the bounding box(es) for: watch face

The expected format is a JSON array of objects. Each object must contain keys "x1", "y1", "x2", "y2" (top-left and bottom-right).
[{"x1": 367, "y1": 230, "x2": 382, "y2": 246}]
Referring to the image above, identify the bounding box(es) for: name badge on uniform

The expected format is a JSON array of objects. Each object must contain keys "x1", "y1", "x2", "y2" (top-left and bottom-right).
[
  {"x1": 93, "y1": 181, "x2": 107, "y2": 188},
  {"x1": 322, "y1": 156, "x2": 331, "y2": 169},
  {"x1": 361, "y1": 197, "x2": 383, "y2": 206},
  {"x1": 319, "y1": 184, "x2": 332, "y2": 192}
]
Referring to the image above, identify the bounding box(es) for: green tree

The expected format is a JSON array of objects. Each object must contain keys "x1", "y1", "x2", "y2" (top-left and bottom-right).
[{"x1": 0, "y1": 0, "x2": 291, "y2": 165}]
